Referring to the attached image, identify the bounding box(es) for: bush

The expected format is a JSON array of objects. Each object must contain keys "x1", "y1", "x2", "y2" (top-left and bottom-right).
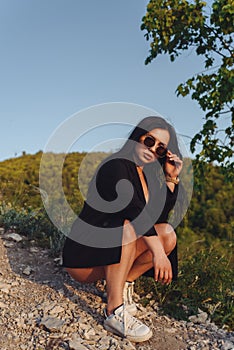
[
  {"x1": 136, "y1": 246, "x2": 234, "y2": 330},
  {"x1": 0, "y1": 204, "x2": 65, "y2": 254}
]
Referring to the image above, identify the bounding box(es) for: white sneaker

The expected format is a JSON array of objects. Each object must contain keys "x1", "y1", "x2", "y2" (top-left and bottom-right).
[
  {"x1": 104, "y1": 304, "x2": 152, "y2": 343},
  {"x1": 102, "y1": 281, "x2": 138, "y2": 316},
  {"x1": 123, "y1": 281, "x2": 138, "y2": 316}
]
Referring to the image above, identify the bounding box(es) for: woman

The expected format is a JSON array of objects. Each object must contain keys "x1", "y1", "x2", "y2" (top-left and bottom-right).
[{"x1": 62, "y1": 116, "x2": 184, "y2": 343}]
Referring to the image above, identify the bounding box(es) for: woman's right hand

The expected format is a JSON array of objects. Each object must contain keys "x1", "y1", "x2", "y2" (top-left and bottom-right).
[
  {"x1": 143, "y1": 235, "x2": 173, "y2": 284},
  {"x1": 153, "y1": 252, "x2": 172, "y2": 285}
]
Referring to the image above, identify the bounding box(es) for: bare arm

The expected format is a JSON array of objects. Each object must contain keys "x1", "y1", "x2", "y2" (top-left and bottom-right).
[
  {"x1": 165, "y1": 151, "x2": 183, "y2": 192},
  {"x1": 143, "y1": 235, "x2": 172, "y2": 284}
]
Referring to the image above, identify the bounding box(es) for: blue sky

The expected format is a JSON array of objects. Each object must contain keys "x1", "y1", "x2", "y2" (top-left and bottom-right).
[{"x1": 0, "y1": 0, "x2": 209, "y2": 161}]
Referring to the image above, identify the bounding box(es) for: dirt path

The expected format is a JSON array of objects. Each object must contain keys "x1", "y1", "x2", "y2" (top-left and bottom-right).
[{"x1": 0, "y1": 231, "x2": 233, "y2": 350}]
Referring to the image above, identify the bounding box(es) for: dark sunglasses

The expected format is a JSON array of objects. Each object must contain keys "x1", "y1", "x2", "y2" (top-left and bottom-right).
[{"x1": 142, "y1": 135, "x2": 168, "y2": 158}]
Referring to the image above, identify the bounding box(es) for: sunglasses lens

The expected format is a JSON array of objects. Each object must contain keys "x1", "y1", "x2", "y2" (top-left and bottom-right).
[
  {"x1": 142, "y1": 135, "x2": 167, "y2": 158},
  {"x1": 143, "y1": 136, "x2": 155, "y2": 148},
  {"x1": 156, "y1": 146, "x2": 167, "y2": 157}
]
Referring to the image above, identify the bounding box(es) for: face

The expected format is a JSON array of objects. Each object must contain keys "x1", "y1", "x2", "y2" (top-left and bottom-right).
[{"x1": 133, "y1": 128, "x2": 170, "y2": 166}]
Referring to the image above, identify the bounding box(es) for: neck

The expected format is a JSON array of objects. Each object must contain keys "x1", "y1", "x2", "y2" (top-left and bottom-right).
[{"x1": 132, "y1": 154, "x2": 144, "y2": 169}]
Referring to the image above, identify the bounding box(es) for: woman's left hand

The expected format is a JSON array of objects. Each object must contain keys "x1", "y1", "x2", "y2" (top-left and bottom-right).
[{"x1": 164, "y1": 151, "x2": 183, "y2": 178}]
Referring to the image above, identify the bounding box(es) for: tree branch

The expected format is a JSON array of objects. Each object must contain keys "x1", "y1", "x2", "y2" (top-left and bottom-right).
[{"x1": 204, "y1": 24, "x2": 234, "y2": 56}]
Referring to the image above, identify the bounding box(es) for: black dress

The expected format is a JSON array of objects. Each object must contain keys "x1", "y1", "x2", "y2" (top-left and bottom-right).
[{"x1": 62, "y1": 156, "x2": 179, "y2": 279}]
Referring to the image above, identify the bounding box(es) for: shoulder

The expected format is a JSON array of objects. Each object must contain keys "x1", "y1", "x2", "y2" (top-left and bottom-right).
[{"x1": 98, "y1": 155, "x2": 134, "y2": 175}]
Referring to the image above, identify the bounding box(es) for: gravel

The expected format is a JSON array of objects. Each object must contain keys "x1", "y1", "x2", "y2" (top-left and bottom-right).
[{"x1": 0, "y1": 230, "x2": 233, "y2": 350}]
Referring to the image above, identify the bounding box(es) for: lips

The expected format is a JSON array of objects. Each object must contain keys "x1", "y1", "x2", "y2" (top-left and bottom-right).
[{"x1": 143, "y1": 152, "x2": 154, "y2": 161}]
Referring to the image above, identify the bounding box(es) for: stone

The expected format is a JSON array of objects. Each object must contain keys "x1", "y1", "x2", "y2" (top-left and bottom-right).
[
  {"x1": 69, "y1": 339, "x2": 88, "y2": 350},
  {"x1": 29, "y1": 247, "x2": 40, "y2": 253},
  {"x1": 5, "y1": 233, "x2": 23, "y2": 242},
  {"x1": 189, "y1": 311, "x2": 208, "y2": 324},
  {"x1": 0, "y1": 301, "x2": 8, "y2": 308},
  {"x1": 39, "y1": 316, "x2": 65, "y2": 332},
  {"x1": 54, "y1": 257, "x2": 63, "y2": 265},
  {"x1": 0, "y1": 235, "x2": 234, "y2": 350},
  {"x1": 22, "y1": 266, "x2": 32, "y2": 275},
  {"x1": 221, "y1": 341, "x2": 234, "y2": 350},
  {"x1": 0, "y1": 281, "x2": 10, "y2": 293},
  {"x1": 121, "y1": 339, "x2": 136, "y2": 349},
  {"x1": 3, "y1": 241, "x2": 15, "y2": 248},
  {"x1": 82, "y1": 327, "x2": 96, "y2": 340},
  {"x1": 49, "y1": 305, "x2": 64, "y2": 315}
]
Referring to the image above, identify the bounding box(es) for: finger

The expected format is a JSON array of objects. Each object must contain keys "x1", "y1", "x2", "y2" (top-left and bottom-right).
[
  {"x1": 168, "y1": 155, "x2": 182, "y2": 165},
  {"x1": 154, "y1": 268, "x2": 159, "y2": 282},
  {"x1": 167, "y1": 156, "x2": 181, "y2": 167},
  {"x1": 163, "y1": 270, "x2": 169, "y2": 284},
  {"x1": 159, "y1": 268, "x2": 164, "y2": 281},
  {"x1": 167, "y1": 268, "x2": 173, "y2": 285}
]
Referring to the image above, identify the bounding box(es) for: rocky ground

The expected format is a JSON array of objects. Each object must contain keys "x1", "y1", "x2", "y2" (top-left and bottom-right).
[{"x1": 0, "y1": 229, "x2": 233, "y2": 350}]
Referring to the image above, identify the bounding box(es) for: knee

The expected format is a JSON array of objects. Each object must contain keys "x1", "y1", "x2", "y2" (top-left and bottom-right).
[
  {"x1": 168, "y1": 229, "x2": 177, "y2": 251},
  {"x1": 65, "y1": 268, "x2": 87, "y2": 283},
  {"x1": 165, "y1": 229, "x2": 177, "y2": 255},
  {"x1": 154, "y1": 223, "x2": 177, "y2": 254},
  {"x1": 122, "y1": 220, "x2": 137, "y2": 246}
]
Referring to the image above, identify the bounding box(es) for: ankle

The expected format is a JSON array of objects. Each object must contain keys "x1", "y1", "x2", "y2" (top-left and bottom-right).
[{"x1": 106, "y1": 303, "x2": 123, "y2": 317}]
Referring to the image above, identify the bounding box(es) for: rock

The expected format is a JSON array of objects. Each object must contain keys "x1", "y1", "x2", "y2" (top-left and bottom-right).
[
  {"x1": 82, "y1": 327, "x2": 96, "y2": 340},
  {"x1": 122, "y1": 339, "x2": 136, "y2": 349},
  {"x1": 221, "y1": 341, "x2": 234, "y2": 350},
  {"x1": 4, "y1": 233, "x2": 23, "y2": 242},
  {"x1": 3, "y1": 241, "x2": 15, "y2": 248},
  {"x1": 98, "y1": 345, "x2": 112, "y2": 350},
  {"x1": 98, "y1": 335, "x2": 113, "y2": 347},
  {"x1": 0, "y1": 235, "x2": 234, "y2": 350},
  {"x1": 0, "y1": 301, "x2": 8, "y2": 308},
  {"x1": 22, "y1": 266, "x2": 32, "y2": 275},
  {"x1": 69, "y1": 339, "x2": 88, "y2": 350},
  {"x1": 49, "y1": 305, "x2": 64, "y2": 315},
  {"x1": 29, "y1": 247, "x2": 40, "y2": 253},
  {"x1": 0, "y1": 281, "x2": 10, "y2": 293},
  {"x1": 189, "y1": 310, "x2": 208, "y2": 324},
  {"x1": 0, "y1": 227, "x2": 5, "y2": 234},
  {"x1": 54, "y1": 257, "x2": 63, "y2": 265},
  {"x1": 39, "y1": 316, "x2": 65, "y2": 332}
]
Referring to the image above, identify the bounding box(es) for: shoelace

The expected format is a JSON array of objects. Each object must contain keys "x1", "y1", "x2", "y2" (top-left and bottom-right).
[
  {"x1": 118, "y1": 305, "x2": 142, "y2": 335},
  {"x1": 125, "y1": 314, "x2": 143, "y2": 330},
  {"x1": 123, "y1": 282, "x2": 134, "y2": 305},
  {"x1": 128, "y1": 282, "x2": 134, "y2": 304}
]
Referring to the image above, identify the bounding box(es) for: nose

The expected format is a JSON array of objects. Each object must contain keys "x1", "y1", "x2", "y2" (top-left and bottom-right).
[{"x1": 149, "y1": 140, "x2": 160, "y2": 154}]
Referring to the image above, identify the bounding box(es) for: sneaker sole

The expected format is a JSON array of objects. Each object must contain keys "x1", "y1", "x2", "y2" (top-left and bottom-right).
[{"x1": 103, "y1": 323, "x2": 153, "y2": 343}]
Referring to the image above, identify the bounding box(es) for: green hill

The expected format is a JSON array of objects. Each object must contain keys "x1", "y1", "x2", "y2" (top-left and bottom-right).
[{"x1": 0, "y1": 151, "x2": 233, "y2": 329}]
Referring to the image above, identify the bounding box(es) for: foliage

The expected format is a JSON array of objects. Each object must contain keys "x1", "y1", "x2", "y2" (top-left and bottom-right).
[
  {"x1": 0, "y1": 203, "x2": 64, "y2": 254},
  {"x1": 0, "y1": 152, "x2": 233, "y2": 328},
  {"x1": 0, "y1": 151, "x2": 108, "y2": 212},
  {"x1": 141, "y1": 0, "x2": 234, "y2": 173},
  {"x1": 0, "y1": 151, "x2": 109, "y2": 252},
  {"x1": 136, "y1": 243, "x2": 234, "y2": 329},
  {"x1": 185, "y1": 161, "x2": 234, "y2": 240},
  {"x1": 1, "y1": 153, "x2": 233, "y2": 241}
]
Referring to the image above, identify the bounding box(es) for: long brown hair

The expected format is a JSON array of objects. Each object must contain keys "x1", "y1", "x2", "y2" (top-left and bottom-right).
[{"x1": 117, "y1": 116, "x2": 182, "y2": 169}]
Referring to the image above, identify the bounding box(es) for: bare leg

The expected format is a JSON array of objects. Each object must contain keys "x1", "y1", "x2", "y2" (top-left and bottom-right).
[
  {"x1": 66, "y1": 220, "x2": 138, "y2": 316},
  {"x1": 127, "y1": 223, "x2": 177, "y2": 282},
  {"x1": 65, "y1": 265, "x2": 105, "y2": 283},
  {"x1": 104, "y1": 220, "x2": 137, "y2": 315},
  {"x1": 65, "y1": 222, "x2": 176, "y2": 314}
]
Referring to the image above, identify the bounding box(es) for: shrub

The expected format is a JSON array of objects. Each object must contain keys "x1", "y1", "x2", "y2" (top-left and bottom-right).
[
  {"x1": 0, "y1": 204, "x2": 65, "y2": 254},
  {"x1": 136, "y1": 246, "x2": 234, "y2": 330}
]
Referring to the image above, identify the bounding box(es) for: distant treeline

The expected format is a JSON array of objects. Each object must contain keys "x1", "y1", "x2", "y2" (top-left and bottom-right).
[
  {"x1": 0, "y1": 151, "x2": 233, "y2": 241},
  {"x1": 0, "y1": 151, "x2": 233, "y2": 329}
]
